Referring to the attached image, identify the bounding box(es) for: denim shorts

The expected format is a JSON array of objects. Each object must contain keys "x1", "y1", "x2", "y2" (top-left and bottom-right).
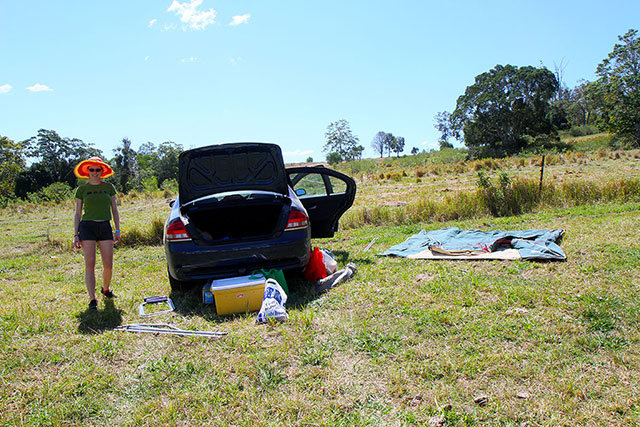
[{"x1": 78, "y1": 221, "x2": 114, "y2": 241}]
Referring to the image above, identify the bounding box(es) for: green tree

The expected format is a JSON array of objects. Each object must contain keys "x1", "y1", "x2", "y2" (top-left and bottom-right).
[
  {"x1": 349, "y1": 144, "x2": 364, "y2": 160},
  {"x1": 439, "y1": 140, "x2": 454, "y2": 150},
  {"x1": 434, "y1": 111, "x2": 454, "y2": 145},
  {"x1": 112, "y1": 138, "x2": 138, "y2": 193},
  {"x1": 306, "y1": 156, "x2": 313, "y2": 163},
  {"x1": 410, "y1": 147, "x2": 419, "y2": 155},
  {"x1": 596, "y1": 29, "x2": 640, "y2": 144},
  {"x1": 564, "y1": 80, "x2": 607, "y2": 128},
  {"x1": 0, "y1": 136, "x2": 26, "y2": 198},
  {"x1": 136, "y1": 142, "x2": 157, "y2": 189},
  {"x1": 390, "y1": 136, "x2": 405, "y2": 157},
  {"x1": 447, "y1": 64, "x2": 559, "y2": 157},
  {"x1": 154, "y1": 141, "x2": 183, "y2": 186},
  {"x1": 383, "y1": 132, "x2": 395, "y2": 157},
  {"x1": 324, "y1": 120, "x2": 360, "y2": 162},
  {"x1": 16, "y1": 129, "x2": 101, "y2": 197},
  {"x1": 326, "y1": 152, "x2": 342, "y2": 165}
]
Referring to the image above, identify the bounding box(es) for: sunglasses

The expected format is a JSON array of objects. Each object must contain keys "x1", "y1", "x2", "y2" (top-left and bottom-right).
[{"x1": 88, "y1": 168, "x2": 102, "y2": 172}]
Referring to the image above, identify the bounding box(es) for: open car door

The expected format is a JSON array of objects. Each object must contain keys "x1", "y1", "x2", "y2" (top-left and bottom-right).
[{"x1": 286, "y1": 166, "x2": 356, "y2": 238}]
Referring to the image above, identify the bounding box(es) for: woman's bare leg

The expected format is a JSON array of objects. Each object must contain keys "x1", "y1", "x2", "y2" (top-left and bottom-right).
[
  {"x1": 82, "y1": 240, "x2": 97, "y2": 300},
  {"x1": 98, "y1": 240, "x2": 114, "y2": 292}
]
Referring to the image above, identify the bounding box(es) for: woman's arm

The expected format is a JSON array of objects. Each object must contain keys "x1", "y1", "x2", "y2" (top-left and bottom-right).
[
  {"x1": 111, "y1": 196, "x2": 121, "y2": 244},
  {"x1": 73, "y1": 198, "x2": 83, "y2": 248}
]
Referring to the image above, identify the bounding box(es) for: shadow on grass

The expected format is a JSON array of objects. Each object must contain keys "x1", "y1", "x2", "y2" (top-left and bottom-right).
[
  {"x1": 168, "y1": 285, "x2": 225, "y2": 323},
  {"x1": 167, "y1": 273, "x2": 318, "y2": 322},
  {"x1": 166, "y1": 251, "x2": 363, "y2": 320},
  {"x1": 331, "y1": 250, "x2": 375, "y2": 267},
  {"x1": 76, "y1": 299, "x2": 124, "y2": 334}
]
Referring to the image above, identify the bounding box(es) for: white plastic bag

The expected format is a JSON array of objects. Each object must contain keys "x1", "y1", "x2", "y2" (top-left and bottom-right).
[
  {"x1": 320, "y1": 248, "x2": 338, "y2": 274},
  {"x1": 256, "y1": 278, "x2": 288, "y2": 323}
]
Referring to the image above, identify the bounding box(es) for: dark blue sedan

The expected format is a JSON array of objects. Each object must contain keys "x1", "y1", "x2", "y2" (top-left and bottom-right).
[{"x1": 164, "y1": 142, "x2": 356, "y2": 290}]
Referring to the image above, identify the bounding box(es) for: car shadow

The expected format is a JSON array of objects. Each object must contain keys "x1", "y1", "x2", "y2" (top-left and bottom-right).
[
  {"x1": 76, "y1": 299, "x2": 124, "y2": 334},
  {"x1": 167, "y1": 273, "x2": 318, "y2": 321},
  {"x1": 167, "y1": 250, "x2": 364, "y2": 319}
]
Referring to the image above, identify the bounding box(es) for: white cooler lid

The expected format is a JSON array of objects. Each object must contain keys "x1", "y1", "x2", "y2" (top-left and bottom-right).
[{"x1": 208, "y1": 274, "x2": 265, "y2": 291}]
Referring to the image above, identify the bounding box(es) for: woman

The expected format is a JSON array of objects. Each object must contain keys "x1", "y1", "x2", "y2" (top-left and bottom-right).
[{"x1": 73, "y1": 157, "x2": 121, "y2": 310}]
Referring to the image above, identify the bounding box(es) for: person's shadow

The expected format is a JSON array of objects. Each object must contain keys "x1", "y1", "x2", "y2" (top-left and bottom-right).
[{"x1": 76, "y1": 299, "x2": 123, "y2": 334}]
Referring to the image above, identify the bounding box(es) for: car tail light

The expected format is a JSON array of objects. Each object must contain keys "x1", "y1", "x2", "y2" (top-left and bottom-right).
[
  {"x1": 285, "y1": 209, "x2": 308, "y2": 231},
  {"x1": 165, "y1": 218, "x2": 192, "y2": 242}
]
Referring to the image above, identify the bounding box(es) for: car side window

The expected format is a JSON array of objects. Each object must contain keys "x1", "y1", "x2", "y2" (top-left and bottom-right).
[
  {"x1": 292, "y1": 173, "x2": 327, "y2": 197},
  {"x1": 328, "y1": 176, "x2": 347, "y2": 194}
]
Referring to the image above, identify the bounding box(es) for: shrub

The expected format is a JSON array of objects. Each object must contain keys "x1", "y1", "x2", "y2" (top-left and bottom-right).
[
  {"x1": 141, "y1": 176, "x2": 158, "y2": 192},
  {"x1": 326, "y1": 152, "x2": 342, "y2": 165},
  {"x1": 476, "y1": 170, "x2": 538, "y2": 217},
  {"x1": 0, "y1": 195, "x2": 18, "y2": 209},
  {"x1": 569, "y1": 125, "x2": 599, "y2": 137},
  {"x1": 27, "y1": 182, "x2": 73, "y2": 204},
  {"x1": 161, "y1": 178, "x2": 179, "y2": 194}
]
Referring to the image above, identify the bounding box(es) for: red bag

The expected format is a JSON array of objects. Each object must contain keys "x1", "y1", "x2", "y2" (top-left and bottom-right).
[{"x1": 303, "y1": 247, "x2": 328, "y2": 282}]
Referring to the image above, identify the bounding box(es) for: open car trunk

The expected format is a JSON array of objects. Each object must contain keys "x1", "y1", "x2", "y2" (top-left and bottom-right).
[
  {"x1": 179, "y1": 143, "x2": 288, "y2": 205},
  {"x1": 182, "y1": 192, "x2": 290, "y2": 243}
]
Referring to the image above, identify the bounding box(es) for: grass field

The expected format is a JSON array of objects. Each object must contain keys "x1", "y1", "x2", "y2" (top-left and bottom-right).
[{"x1": 1, "y1": 144, "x2": 640, "y2": 426}]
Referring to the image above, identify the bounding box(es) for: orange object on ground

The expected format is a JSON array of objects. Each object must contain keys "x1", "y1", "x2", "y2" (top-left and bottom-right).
[{"x1": 303, "y1": 247, "x2": 327, "y2": 282}]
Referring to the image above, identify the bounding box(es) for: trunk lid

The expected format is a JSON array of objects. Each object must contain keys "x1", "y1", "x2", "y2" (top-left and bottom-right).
[{"x1": 179, "y1": 143, "x2": 288, "y2": 205}]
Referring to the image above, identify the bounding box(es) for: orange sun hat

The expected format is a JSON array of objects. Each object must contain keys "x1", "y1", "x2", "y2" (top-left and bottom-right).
[{"x1": 74, "y1": 157, "x2": 114, "y2": 179}]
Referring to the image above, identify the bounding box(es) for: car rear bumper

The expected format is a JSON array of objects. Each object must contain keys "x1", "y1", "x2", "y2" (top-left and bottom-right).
[{"x1": 166, "y1": 231, "x2": 311, "y2": 281}]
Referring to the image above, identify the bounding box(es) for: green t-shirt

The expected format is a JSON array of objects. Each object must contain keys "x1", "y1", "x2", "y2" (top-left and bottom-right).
[{"x1": 75, "y1": 182, "x2": 117, "y2": 221}]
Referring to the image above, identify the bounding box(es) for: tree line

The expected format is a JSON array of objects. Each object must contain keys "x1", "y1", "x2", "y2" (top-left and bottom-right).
[
  {"x1": 323, "y1": 29, "x2": 640, "y2": 161},
  {"x1": 0, "y1": 130, "x2": 183, "y2": 205}
]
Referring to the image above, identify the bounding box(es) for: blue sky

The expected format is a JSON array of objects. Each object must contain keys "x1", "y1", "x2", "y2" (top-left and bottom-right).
[{"x1": 1, "y1": 1, "x2": 639, "y2": 163}]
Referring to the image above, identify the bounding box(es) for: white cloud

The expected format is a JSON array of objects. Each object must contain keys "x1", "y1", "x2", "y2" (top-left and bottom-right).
[
  {"x1": 0, "y1": 84, "x2": 12, "y2": 94},
  {"x1": 148, "y1": 18, "x2": 157, "y2": 27},
  {"x1": 181, "y1": 57, "x2": 197, "y2": 63},
  {"x1": 145, "y1": 56, "x2": 150, "y2": 61},
  {"x1": 229, "y1": 14, "x2": 250, "y2": 26},
  {"x1": 167, "y1": 0, "x2": 216, "y2": 30},
  {"x1": 27, "y1": 83, "x2": 53, "y2": 92},
  {"x1": 229, "y1": 57, "x2": 242, "y2": 65},
  {"x1": 283, "y1": 149, "x2": 313, "y2": 157}
]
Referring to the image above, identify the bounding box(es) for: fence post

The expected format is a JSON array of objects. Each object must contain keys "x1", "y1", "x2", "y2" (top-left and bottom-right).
[{"x1": 539, "y1": 154, "x2": 546, "y2": 195}]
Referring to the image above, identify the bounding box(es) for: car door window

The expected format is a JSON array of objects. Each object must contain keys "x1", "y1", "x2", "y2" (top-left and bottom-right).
[
  {"x1": 287, "y1": 167, "x2": 356, "y2": 238},
  {"x1": 328, "y1": 176, "x2": 347, "y2": 194},
  {"x1": 291, "y1": 173, "x2": 327, "y2": 197},
  {"x1": 291, "y1": 173, "x2": 348, "y2": 197}
]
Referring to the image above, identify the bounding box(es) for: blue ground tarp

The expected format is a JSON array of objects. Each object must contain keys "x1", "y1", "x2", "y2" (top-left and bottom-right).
[{"x1": 379, "y1": 227, "x2": 566, "y2": 261}]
